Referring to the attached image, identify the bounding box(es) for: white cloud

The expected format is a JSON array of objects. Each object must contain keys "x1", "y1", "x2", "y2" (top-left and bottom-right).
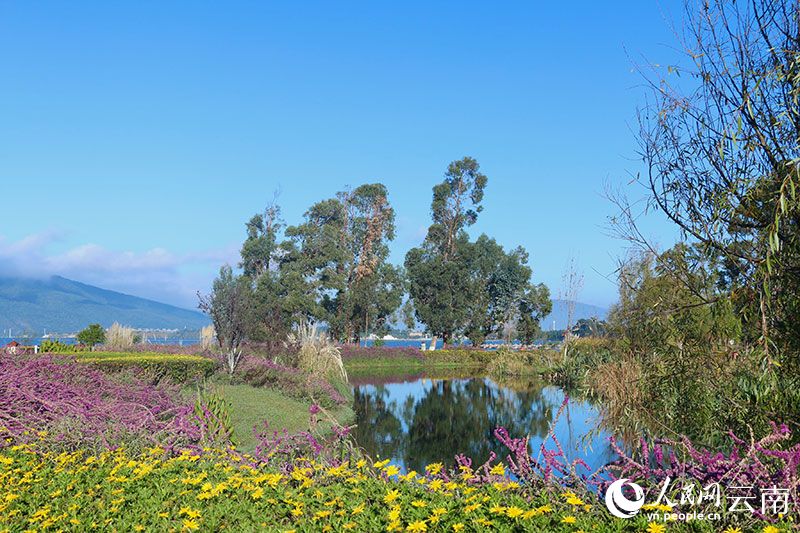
[{"x1": 0, "y1": 232, "x2": 239, "y2": 308}]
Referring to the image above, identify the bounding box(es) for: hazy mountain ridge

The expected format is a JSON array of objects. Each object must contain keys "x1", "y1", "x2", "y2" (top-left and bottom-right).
[
  {"x1": 0, "y1": 276, "x2": 210, "y2": 333},
  {"x1": 542, "y1": 299, "x2": 608, "y2": 331}
]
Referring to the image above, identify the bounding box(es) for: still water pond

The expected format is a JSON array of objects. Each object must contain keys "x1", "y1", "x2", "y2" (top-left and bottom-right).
[{"x1": 351, "y1": 374, "x2": 616, "y2": 474}]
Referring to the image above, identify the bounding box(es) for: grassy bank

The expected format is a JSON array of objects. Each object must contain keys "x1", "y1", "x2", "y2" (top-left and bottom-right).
[
  {"x1": 63, "y1": 349, "x2": 355, "y2": 452},
  {"x1": 216, "y1": 383, "x2": 354, "y2": 451},
  {"x1": 343, "y1": 347, "x2": 551, "y2": 378}
]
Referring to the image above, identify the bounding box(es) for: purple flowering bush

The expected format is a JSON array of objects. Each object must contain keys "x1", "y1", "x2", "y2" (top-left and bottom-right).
[
  {"x1": 0, "y1": 355, "x2": 211, "y2": 451},
  {"x1": 597, "y1": 421, "x2": 800, "y2": 519}
]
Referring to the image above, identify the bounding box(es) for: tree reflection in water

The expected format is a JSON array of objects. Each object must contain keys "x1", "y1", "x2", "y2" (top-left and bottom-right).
[{"x1": 352, "y1": 376, "x2": 615, "y2": 473}]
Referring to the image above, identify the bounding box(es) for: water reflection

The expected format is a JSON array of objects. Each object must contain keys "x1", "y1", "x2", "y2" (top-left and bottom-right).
[{"x1": 352, "y1": 375, "x2": 616, "y2": 473}]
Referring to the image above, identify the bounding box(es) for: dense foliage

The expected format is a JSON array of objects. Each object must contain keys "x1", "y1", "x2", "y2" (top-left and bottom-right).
[
  {"x1": 201, "y1": 157, "x2": 552, "y2": 359},
  {"x1": 76, "y1": 323, "x2": 106, "y2": 347},
  {"x1": 405, "y1": 157, "x2": 551, "y2": 346},
  {"x1": 76, "y1": 351, "x2": 216, "y2": 384},
  {"x1": 39, "y1": 339, "x2": 89, "y2": 353},
  {"x1": 585, "y1": 0, "x2": 800, "y2": 447}
]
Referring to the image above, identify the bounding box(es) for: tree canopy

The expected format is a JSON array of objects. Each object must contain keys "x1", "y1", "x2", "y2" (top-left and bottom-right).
[
  {"x1": 76, "y1": 323, "x2": 105, "y2": 347},
  {"x1": 406, "y1": 157, "x2": 550, "y2": 345}
]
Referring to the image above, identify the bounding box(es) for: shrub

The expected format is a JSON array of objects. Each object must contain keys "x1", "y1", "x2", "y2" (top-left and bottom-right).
[
  {"x1": 236, "y1": 357, "x2": 347, "y2": 408},
  {"x1": 191, "y1": 388, "x2": 235, "y2": 447},
  {"x1": 75, "y1": 352, "x2": 216, "y2": 384},
  {"x1": 424, "y1": 348, "x2": 495, "y2": 366},
  {"x1": 485, "y1": 348, "x2": 541, "y2": 376},
  {"x1": 0, "y1": 356, "x2": 198, "y2": 451},
  {"x1": 101, "y1": 343, "x2": 209, "y2": 355},
  {"x1": 104, "y1": 322, "x2": 136, "y2": 350},
  {"x1": 340, "y1": 344, "x2": 424, "y2": 361},
  {"x1": 39, "y1": 339, "x2": 89, "y2": 353},
  {"x1": 291, "y1": 322, "x2": 347, "y2": 384},
  {"x1": 543, "y1": 338, "x2": 614, "y2": 388},
  {"x1": 602, "y1": 421, "x2": 800, "y2": 526}
]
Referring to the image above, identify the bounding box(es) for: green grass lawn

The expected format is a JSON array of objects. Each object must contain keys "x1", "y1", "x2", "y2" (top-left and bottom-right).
[{"x1": 215, "y1": 383, "x2": 354, "y2": 452}]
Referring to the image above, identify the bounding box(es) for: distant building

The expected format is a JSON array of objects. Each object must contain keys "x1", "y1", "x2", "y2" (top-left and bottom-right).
[{"x1": 3, "y1": 340, "x2": 20, "y2": 355}]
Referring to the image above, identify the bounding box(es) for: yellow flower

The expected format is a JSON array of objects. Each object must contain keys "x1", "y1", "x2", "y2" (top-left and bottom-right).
[
  {"x1": 251, "y1": 487, "x2": 264, "y2": 500},
  {"x1": 182, "y1": 518, "x2": 200, "y2": 531},
  {"x1": 463, "y1": 503, "x2": 481, "y2": 514},
  {"x1": 647, "y1": 523, "x2": 667, "y2": 533},
  {"x1": 762, "y1": 527, "x2": 780, "y2": 533},
  {"x1": 400, "y1": 470, "x2": 417, "y2": 482},
  {"x1": 562, "y1": 515, "x2": 577, "y2": 524},
  {"x1": 722, "y1": 528, "x2": 742, "y2": 533},
  {"x1": 314, "y1": 510, "x2": 332, "y2": 520},
  {"x1": 384, "y1": 465, "x2": 400, "y2": 477},
  {"x1": 490, "y1": 504, "x2": 506, "y2": 514},
  {"x1": 406, "y1": 521, "x2": 427, "y2": 532},
  {"x1": 566, "y1": 496, "x2": 585, "y2": 506},
  {"x1": 489, "y1": 463, "x2": 506, "y2": 476},
  {"x1": 179, "y1": 507, "x2": 201, "y2": 519},
  {"x1": 506, "y1": 506, "x2": 524, "y2": 518},
  {"x1": 411, "y1": 500, "x2": 427, "y2": 508},
  {"x1": 426, "y1": 462, "x2": 443, "y2": 475},
  {"x1": 428, "y1": 479, "x2": 443, "y2": 491},
  {"x1": 351, "y1": 503, "x2": 365, "y2": 515},
  {"x1": 384, "y1": 489, "x2": 400, "y2": 504},
  {"x1": 452, "y1": 524, "x2": 464, "y2": 532}
]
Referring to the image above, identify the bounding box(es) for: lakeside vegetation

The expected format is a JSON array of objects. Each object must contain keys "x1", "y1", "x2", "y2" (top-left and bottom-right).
[{"x1": 4, "y1": 0, "x2": 800, "y2": 530}]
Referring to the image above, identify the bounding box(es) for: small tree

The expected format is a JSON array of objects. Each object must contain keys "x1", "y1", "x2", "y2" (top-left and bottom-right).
[
  {"x1": 198, "y1": 266, "x2": 253, "y2": 374},
  {"x1": 76, "y1": 323, "x2": 105, "y2": 348}
]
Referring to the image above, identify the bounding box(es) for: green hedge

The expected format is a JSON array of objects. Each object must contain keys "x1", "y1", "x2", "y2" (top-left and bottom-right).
[
  {"x1": 74, "y1": 352, "x2": 217, "y2": 383},
  {"x1": 40, "y1": 339, "x2": 90, "y2": 353},
  {"x1": 345, "y1": 348, "x2": 545, "y2": 373}
]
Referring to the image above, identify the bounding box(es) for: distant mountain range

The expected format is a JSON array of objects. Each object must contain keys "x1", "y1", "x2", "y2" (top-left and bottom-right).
[
  {"x1": 0, "y1": 276, "x2": 210, "y2": 334},
  {"x1": 0, "y1": 275, "x2": 606, "y2": 336},
  {"x1": 542, "y1": 299, "x2": 608, "y2": 331}
]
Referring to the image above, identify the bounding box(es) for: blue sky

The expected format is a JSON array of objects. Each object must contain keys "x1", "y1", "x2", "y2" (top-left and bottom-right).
[{"x1": 0, "y1": 1, "x2": 684, "y2": 308}]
